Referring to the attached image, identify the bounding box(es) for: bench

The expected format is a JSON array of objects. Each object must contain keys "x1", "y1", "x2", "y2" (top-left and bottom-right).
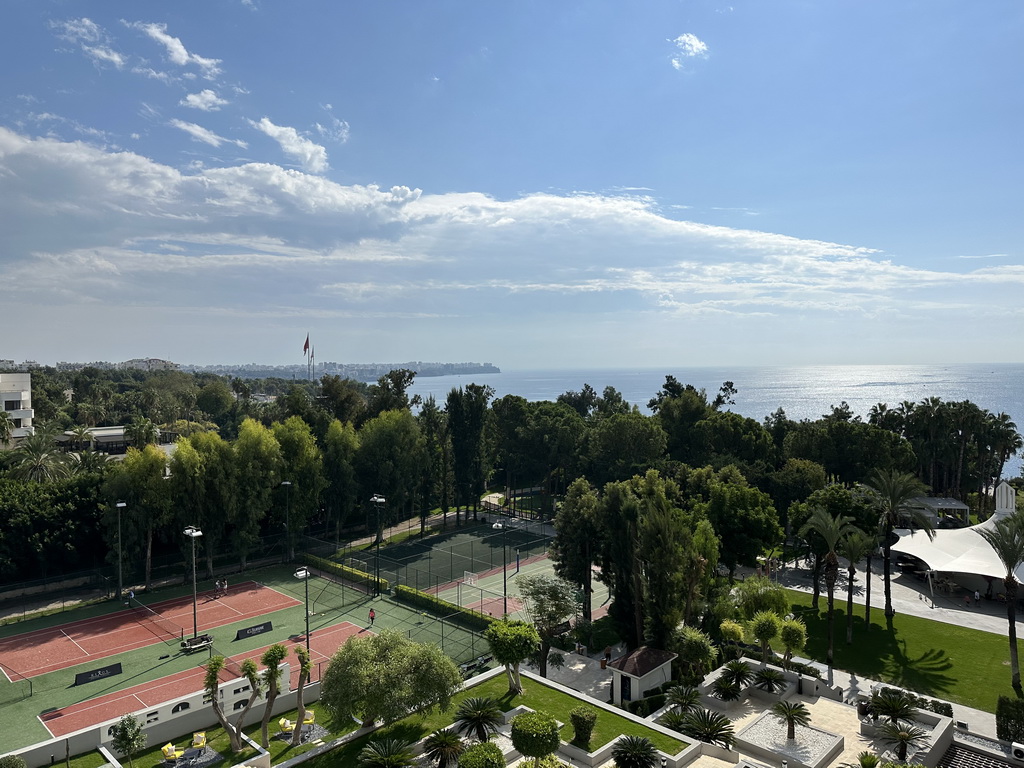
[{"x1": 181, "y1": 634, "x2": 214, "y2": 653}]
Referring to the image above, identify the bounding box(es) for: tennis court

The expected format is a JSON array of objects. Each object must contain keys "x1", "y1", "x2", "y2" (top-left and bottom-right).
[{"x1": 0, "y1": 582, "x2": 299, "y2": 680}]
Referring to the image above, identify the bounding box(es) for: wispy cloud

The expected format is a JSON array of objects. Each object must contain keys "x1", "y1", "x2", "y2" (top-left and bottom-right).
[
  {"x1": 250, "y1": 117, "x2": 328, "y2": 173},
  {"x1": 180, "y1": 89, "x2": 228, "y2": 111},
  {"x1": 670, "y1": 33, "x2": 709, "y2": 70},
  {"x1": 126, "y1": 22, "x2": 222, "y2": 80},
  {"x1": 170, "y1": 119, "x2": 247, "y2": 148},
  {"x1": 51, "y1": 18, "x2": 126, "y2": 70},
  {"x1": 315, "y1": 105, "x2": 350, "y2": 143}
]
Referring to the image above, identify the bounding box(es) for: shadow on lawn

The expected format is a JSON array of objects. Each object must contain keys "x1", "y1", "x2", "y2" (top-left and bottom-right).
[{"x1": 793, "y1": 604, "x2": 956, "y2": 697}]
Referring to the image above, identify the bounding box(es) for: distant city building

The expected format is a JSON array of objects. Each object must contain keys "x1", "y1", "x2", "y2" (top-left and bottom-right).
[
  {"x1": 118, "y1": 358, "x2": 179, "y2": 372},
  {"x1": 0, "y1": 372, "x2": 35, "y2": 443}
]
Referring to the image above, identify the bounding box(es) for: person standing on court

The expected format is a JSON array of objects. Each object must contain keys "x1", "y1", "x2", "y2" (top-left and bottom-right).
[{"x1": 369, "y1": 608, "x2": 376, "y2": 626}]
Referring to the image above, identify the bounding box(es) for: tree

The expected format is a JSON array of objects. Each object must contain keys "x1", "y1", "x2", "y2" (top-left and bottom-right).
[
  {"x1": 771, "y1": 701, "x2": 810, "y2": 740},
  {"x1": 273, "y1": 416, "x2": 326, "y2": 560},
  {"x1": 719, "y1": 619, "x2": 744, "y2": 660},
  {"x1": 423, "y1": 729, "x2": 465, "y2": 768},
  {"x1": 611, "y1": 735, "x2": 659, "y2": 768},
  {"x1": 233, "y1": 418, "x2": 282, "y2": 568},
  {"x1": 510, "y1": 710, "x2": 560, "y2": 768},
  {"x1": 878, "y1": 721, "x2": 930, "y2": 763},
  {"x1": 749, "y1": 611, "x2": 781, "y2": 661},
  {"x1": 322, "y1": 419, "x2": 360, "y2": 541},
  {"x1": 779, "y1": 618, "x2": 807, "y2": 670},
  {"x1": 550, "y1": 478, "x2": 600, "y2": 621},
  {"x1": 860, "y1": 470, "x2": 932, "y2": 618},
  {"x1": 569, "y1": 705, "x2": 598, "y2": 746},
  {"x1": 109, "y1": 714, "x2": 147, "y2": 768},
  {"x1": 517, "y1": 573, "x2": 577, "y2": 677},
  {"x1": 453, "y1": 697, "x2": 503, "y2": 742},
  {"x1": 357, "y1": 738, "x2": 417, "y2": 768},
  {"x1": 320, "y1": 629, "x2": 461, "y2": 728},
  {"x1": 839, "y1": 529, "x2": 874, "y2": 644},
  {"x1": 291, "y1": 645, "x2": 313, "y2": 746},
  {"x1": 732, "y1": 576, "x2": 788, "y2": 620},
  {"x1": 679, "y1": 709, "x2": 735, "y2": 749},
  {"x1": 799, "y1": 508, "x2": 854, "y2": 665},
  {"x1": 357, "y1": 410, "x2": 426, "y2": 540},
  {"x1": 977, "y1": 512, "x2": 1024, "y2": 693},
  {"x1": 484, "y1": 619, "x2": 540, "y2": 695},
  {"x1": 870, "y1": 689, "x2": 919, "y2": 724},
  {"x1": 203, "y1": 656, "x2": 262, "y2": 752},
  {"x1": 666, "y1": 685, "x2": 701, "y2": 715},
  {"x1": 124, "y1": 417, "x2": 159, "y2": 448},
  {"x1": 701, "y1": 481, "x2": 781, "y2": 577},
  {"x1": 0, "y1": 411, "x2": 13, "y2": 448},
  {"x1": 8, "y1": 427, "x2": 69, "y2": 482}
]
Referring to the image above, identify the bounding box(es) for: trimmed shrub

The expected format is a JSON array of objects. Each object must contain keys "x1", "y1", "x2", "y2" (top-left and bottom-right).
[
  {"x1": 569, "y1": 705, "x2": 598, "y2": 746},
  {"x1": 300, "y1": 554, "x2": 388, "y2": 593},
  {"x1": 996, "y1": 696, "x2": 1024, "y2": 742},
  {"x1": 753, "y1": 667, "x2": 786, "y2": 693},
  {"x1": 0, "y1": 757, "x2": 28, "y2": 768},
  {"x1": 458, "y1": 742, "x2": 504, "y2": 768},
  {"x1": 394, "y1": 585, "x2": 496, "y2": 631},
  {"x1": 511, "y1": 711, "x2": 560, "y2": 767}
]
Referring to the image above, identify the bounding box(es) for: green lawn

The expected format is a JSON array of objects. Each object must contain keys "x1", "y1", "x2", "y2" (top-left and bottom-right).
[
  {"x1": 302, "y1": 673, "x2": 686, "y2": 768},
  {"x1": 786, "y1": 588, "x2": 1015, "y2": 712}
]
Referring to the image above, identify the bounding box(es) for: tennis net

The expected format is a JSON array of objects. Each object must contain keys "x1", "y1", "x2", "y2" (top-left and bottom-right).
[{"x1": 129, "y1": 597, "x2": 185, "y2": 645}]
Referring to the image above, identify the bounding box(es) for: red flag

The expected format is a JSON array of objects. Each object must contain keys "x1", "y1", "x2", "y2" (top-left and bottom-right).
[{"x1": 302, "y1": 334, "x2": 310, "y2": 355}]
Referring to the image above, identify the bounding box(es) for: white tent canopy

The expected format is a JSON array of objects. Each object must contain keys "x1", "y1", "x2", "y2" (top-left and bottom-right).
[{"x1": 892, "y1": 482, "x2": 1020, "y2": 582}]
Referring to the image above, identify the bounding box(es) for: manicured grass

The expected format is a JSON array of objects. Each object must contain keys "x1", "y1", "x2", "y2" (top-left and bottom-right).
[
  {"x1": 302, "y1": 673, "x2": 686, "y2": 768},
  {"x1": 786, "y1": 589, "x2": 1015, "y2": 712}
]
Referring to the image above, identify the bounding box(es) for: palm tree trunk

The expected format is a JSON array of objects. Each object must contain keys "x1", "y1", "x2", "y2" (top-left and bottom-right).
[
  {"x1": 883, "y1": 543, "x2": 894, "y2": 618},
  {"x1": 825, "y1": 573, "x2": 836, "y2": 665},
  {"x1": 811, "y1": 552, "x2": 822, "y2": 610},
  {"x1": 865, "y1": 553, "x2": 873, "y2": 626},
  {"x1": 846, "y1": 564, "x2": 855, "y2": 644},
  {"x1": 1008, "y1": 579, "x2": 1021, "y2": 693}
]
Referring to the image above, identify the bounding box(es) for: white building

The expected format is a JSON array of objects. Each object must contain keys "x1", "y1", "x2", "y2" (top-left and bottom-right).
[{"x1": 0, "y1": 372, "x2": 35, "y2": 442}]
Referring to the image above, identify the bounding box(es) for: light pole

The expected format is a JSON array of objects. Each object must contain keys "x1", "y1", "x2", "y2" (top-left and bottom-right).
[
  {"x1": 183, "y1": 526, "x2": 203, "y2": 639},
  {"x1": 115, "y1": 501, "x2": 126, "y2": 601},
  {"x1": 492, "y1": 520, "x2": 508, "y2": 615},
  {"x1": 294, "y1": 567, "x2": 311, "y2": 651},
  {"x1": 280, "y1": 481, "x2": 292, "y2": 562},
  {"x1": 370, "y1": 494, "x2": 386, "y2": 597}
]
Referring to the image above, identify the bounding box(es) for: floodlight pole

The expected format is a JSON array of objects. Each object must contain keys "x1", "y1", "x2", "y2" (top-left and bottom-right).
[
  {"x1": 115, "y1": 501, "x2": 126, "y2": 601},
  {"x1": 294, "y1": 568, "x2": 311, "y2": 651},
  {"x1": 492, "y1": 520, "x2": 508, "y2": 615},
  {"x1": 370, "y1": 494, "x2": 386, "y2": 597},
  {"x1": 184, "y1": 526, "x2": 203, "y2": 639}
]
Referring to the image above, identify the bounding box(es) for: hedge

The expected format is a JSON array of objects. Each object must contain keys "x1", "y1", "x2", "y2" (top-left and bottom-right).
[
  {"x1": 877, "y1": 686, "x2": 954, "y2": 718},
  {"x1": 626, "y1": 693, "x2": 666, "y2": 716},
  {"x1": 997, "y1": 696, "x2": 1024, "y2": 742},
  {"x1": 393, "y1": 584, "x2": 496, "y2": 631},
  {"x1": 299, "y1": 554, "x2": 388, "y2": 593}
]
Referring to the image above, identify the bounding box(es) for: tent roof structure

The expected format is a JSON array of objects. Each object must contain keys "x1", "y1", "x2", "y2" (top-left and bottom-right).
[{"x1": 892, "y1": 482, "x2": 1019, "y2": 581}]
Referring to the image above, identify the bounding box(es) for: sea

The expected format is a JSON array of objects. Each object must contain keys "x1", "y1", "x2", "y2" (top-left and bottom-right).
[{"x1": 407, "y1": 363, "x2": 1024, "y2": 480}]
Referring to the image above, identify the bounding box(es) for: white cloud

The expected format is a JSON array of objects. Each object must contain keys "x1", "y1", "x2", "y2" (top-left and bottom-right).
[
  {"x1": 170, "y1": 119, "x2": 247, "y2": 148},
  {"x1": 51, "y1": 18, "x2": 126, "y2": 70},
  {"x1": 250, "y1": 117, "x2": 329, "y2": 173},
  {"x1": 670, "y1": 33, "x2": 709, "y2": 70},
  {"x1": 83, "y1": 46, "x2": 125, "y2": 69},
  {"x1": 1, "y1": 126, "x2": 1020, "y2": 368},
  {"x1": 181, "y1": 89, "x2": 228, "y2": 111},
  {"x1": 315, "y1": 106, "x2": 350, "y2": 143},
  {"x1": 127, "y1": 22, "x2": 222, "y2": 79}
]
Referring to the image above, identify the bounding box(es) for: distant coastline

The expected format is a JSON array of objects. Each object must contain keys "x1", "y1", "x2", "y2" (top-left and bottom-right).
[{"x1": 180, "y1": 361, "x2": 501, "y2": 381}]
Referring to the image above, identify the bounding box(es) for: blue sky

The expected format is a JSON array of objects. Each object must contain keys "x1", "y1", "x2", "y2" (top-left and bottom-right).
[{"x1": 2, "y1": 1, "x2": 1022, "y2": 368}]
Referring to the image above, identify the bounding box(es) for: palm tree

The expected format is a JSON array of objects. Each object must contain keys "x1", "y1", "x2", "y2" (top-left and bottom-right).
[
  {"x1": 357, "y1": 738, "x2": 417, "y2": 768},
  {"x1": 753, "y1": 668, "x2": 786, "y2": 693},
  {"x1": 422, "y1": 729, "x2": 465, "y2": 768},
  {"x1": 0, "y1": 411, "x2": 14, "y2": 447},
  {"x1": 68, "y1": 424, "x2": 94, "y2": 452},
  {"x1": 977, "y1": 512, "x2": 1024, "y2": 693},
  {"x1": 800, "y1": 508, "x2": 854, "y2": 664},
  {"x1": 8, "y1": 427, "x2": 70, "y2": 482},
  {"x1": 877, "y1": 721, "x2": 930, "y2": 762},
  {"x1": 659, "y1": 710, "x2": 690, "y2": 733},
  {"x1": 125, "y1": 417, "x2": 159, "y2": 448},
  {"x1": 843, "y1": 751, "x2": 880, "y2": 768},
  {"x1": 680, "y1": 709, "x2": 735, "y2": 749},
  {"x1": 870, "y1": 689, "x2": 918, "y2": 724},
  {"x1": 453, "y1": 697, "x2": 503, "y2": 742},
  {"x1": 860, "y1": 469, "x2": 932, "y2": 618},
  {"x1": 771, "y1": 700, "x2": 811, "y2": 740},
  {"x1": 839, "y1": 529, "x2": 873, "y2": 644},
  {"x1": 666, "y1": 685, "x2": 701, "y2": 714},
  {"x1": 611, "y1": 735, "x2": 659, "y2": 768},
  {"x1": 720, "y1": 659, "x2": 754, "y2": 688}
]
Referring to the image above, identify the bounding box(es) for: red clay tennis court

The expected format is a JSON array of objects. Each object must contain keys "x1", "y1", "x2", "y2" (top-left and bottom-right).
[
  {"x1": 38, "y1": 620, "x2": 365, "y2": 738},
  {"x1": 0, "y1": 582, "x2": 300, "y2": 680}
]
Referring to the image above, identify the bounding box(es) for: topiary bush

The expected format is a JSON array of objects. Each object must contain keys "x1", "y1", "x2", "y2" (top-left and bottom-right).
[
  {"x1": 458, "y1": 741, "x2": 504, "y2": 768},
  {"x1": 569, "y1": 705, "x2": 598, "y2": 746},
  {"x1": 511, "y1": 711, "x2": 560, "y2": 768}
]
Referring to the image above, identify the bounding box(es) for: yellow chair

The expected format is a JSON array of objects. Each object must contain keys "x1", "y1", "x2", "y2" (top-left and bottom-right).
[
  {"x1": 278, "y1": 717, "x2": 296, "y2": 734},
  {"x1": 302, "y1": 709, "x2": 315, "y2": 726},
  {"x1": 162, "y1": 744, "x2": 185, "y2": 763},
  {"x1": 192, "y1": 732, "x2": 207, "y2": 749}
]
